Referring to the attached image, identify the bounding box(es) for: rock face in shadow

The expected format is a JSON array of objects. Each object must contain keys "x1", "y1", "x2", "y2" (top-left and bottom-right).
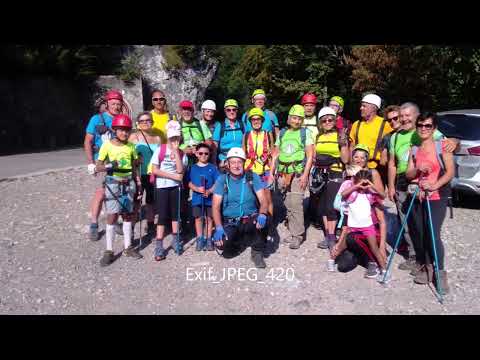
[{"x1": 136, "y1": 45, "x2": 218, "y2": 118}]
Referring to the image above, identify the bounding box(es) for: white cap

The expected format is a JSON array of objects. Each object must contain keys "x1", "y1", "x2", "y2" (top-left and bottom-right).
[
  {"x1": 318, "y1": 106, "x2": 337, "y2": 119},
  {"x1": 361, "y1": 94, "x2": 381, "y2": 109},
  {"x1": 226, "y1": 147, "x2": 246, "y2": 160},
  {"x1": 167, "y1": 120, "x2": 181, "y2": 138},
  {"x1": 201, "y1": 99, "x2": 216, "y2": 111}
]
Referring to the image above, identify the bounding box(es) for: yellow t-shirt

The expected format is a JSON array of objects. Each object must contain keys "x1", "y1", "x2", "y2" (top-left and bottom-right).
[
  {"x1": 315, "y1": 131, "x2": 343, "y2": 172},
  {"x1": 349, "y1": 115, "x2": 392, "y2": 168},
  {"x1": 150, "y1": 110, "x2": 170, "y2": 143},
  {"x1": 98, "y1": 140, "x2": 138, "y2": 178},
  {"x1": 244, "y1": 131, "x2": 271, "y2": 175}
]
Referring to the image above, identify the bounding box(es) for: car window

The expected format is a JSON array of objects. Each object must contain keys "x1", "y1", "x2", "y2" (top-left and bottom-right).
[{"x1": 437, "y1": 114, "x2": 480, "y2": 141}]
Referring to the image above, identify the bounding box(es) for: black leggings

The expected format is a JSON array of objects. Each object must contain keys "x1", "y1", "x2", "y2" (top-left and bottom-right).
[
  {"x1": 222, "y1": 215, "x2": 266, "y2": 257},
  {"x1": 409, "y1": 197, "x2": 447, "y2": 269}
]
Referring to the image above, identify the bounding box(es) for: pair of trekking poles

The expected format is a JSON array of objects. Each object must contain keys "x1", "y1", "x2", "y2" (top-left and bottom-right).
[{"x1": 380, "y1": 185, "x2": 445, "y2": 304}]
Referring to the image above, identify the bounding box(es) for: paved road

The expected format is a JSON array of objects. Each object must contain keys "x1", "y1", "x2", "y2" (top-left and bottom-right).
[{"x1": 0, "y1": 148, "x2": 85, "y2": 180}]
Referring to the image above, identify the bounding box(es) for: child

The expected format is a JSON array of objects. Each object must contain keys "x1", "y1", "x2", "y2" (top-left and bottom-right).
[
  {"x1": 340, "y1": 169, "x2": 387, "y2": 278},
  {"x1": 187, "y1": 143, "x2": 220, "y2": 251},
  {"x1": 150, "y1": 123, "x2": 188, "y2": 260},
  {"x1": 95, "y1": 114, "x2": 143, "y2": 267}
]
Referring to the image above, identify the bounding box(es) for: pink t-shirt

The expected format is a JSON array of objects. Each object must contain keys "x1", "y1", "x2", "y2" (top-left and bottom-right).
[{"x1": 414, "y1": 142, "x2": 444, "y2": 200}]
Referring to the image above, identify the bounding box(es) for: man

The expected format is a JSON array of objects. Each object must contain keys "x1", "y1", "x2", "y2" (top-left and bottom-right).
[
  {"x1": 200, "y1": 99, "x2": 217, "y2": 162},
  {"x1": 150, "y1": 89, "x2": 170, "y2": 143},
  {"x1": 388, "y1": 102, "x2": 458, "y2": 272},
  {"x1": 84, "y1": 89, "x2": 124, "y2": 241},
  {"x1": 379, "y1": 105, "x2": 402, "y2": 169},
  {"x1": 270, "y1": 104, "x2": 315, "y2": 249},
  {"x1": 212, "y1": 99, "x2": 245, "y2": 171},
  {"x1": 328, "y1": 95, "x2": 350, "y2": 137},
  {"x1": 241, "y1": 89, "x2": 280, "y2": 140},
  {"x1": 349, "y1": 94, "x2": 393, "y2": 174},
  {"x1": 301, "y1": 93, "x2": 319, "y2": 139},
  {"x1": 212, "y1": 147, "x2": 269, "y2": 268}
]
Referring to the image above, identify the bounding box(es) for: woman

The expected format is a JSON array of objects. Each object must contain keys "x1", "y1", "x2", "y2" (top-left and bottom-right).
[
  {"x1": 150, "y1": 89, "x2": 170, "y2": 143},
  {"x1": 129, "y1": 112, "x2": 161, "y2": 235},
  {"x1": 313, "y1": 107, "x2": 349, "y2": 250},
  {"x1": 405, "y1": 112, "x2": 454, "y2": 293}
]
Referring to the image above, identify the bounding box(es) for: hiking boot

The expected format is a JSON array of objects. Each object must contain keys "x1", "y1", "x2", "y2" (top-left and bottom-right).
[
  {"x1": 89, "y1": 223, "x2": 99, "y2": 241},
  {"x1": 154, "y1": 242, "x2": 166, "y2": 261},
  {"x1": 172, "y1": 235, "x2": 183, "y2": 255},
  {"x1": 115, "y1": 223, "x2": 124, "y2": 236},
  {"x1": 317, "y1": 238, "x2": 329, "y2": 249},
  {"x1": 398, "y1": 256, "x2": 417, "y2": 271},
  {"x1": 100, "y1": 250, "x2": 114, "y2": 267},
  {"x1": 289, "y1": 236, "x2": 303, "y2": 249},
  {"x1": 414, "y1": 264, "x2": 434, "y2": 284},
  {"x1": 409, "y1": 262, "x2": 423, "y2": 276},
  {"x1": 123, "y1": 246, "x2": 143, "y2": 260},
  {"x1": 434, "y1": 270, "x2": 450, "y2": 295},
  {"x1": 195, "y1": 236, "x2": 205, "y2": 251},
  {"x1": 251, "y1": 249, "x2": 266, "y2": 269},
  {"x1": 365, "y1": 262, "x2": 380, "y2": 279},
  {"x1": 205, "y1": 238, "x2": 214, "y2": 251}
]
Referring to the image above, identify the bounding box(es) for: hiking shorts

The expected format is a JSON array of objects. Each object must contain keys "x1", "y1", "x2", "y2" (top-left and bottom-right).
[
  {"x1": 192, "y1": 206, "x2": 213, "y2": 218},
  {"x1": 155, "y1": 186, "x2": 180, "y2": 225},
  {"x1": 104, "y1": 176, "x2": 136, "y2": 215}
]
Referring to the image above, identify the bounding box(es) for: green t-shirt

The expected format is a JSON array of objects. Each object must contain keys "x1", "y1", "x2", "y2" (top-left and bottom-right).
[
  {"x1": 275, "y1": 128, "x2": 314, "y2": 174},
  {"x1": 179, "y1": 119, "x2": 212, "y2": 150},
  {"x1": 390, "y1": 129, "x2": 444, "y2": 174}
]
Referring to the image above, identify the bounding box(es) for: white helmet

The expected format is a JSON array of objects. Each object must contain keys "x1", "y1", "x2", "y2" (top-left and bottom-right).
[
  {"x1": 201, "y1": 99, "x2": 216, "y2": 111},
  {"x1": 226, "y1": 147, "x2": 246, "y2": 160},
  {"x1": 318, "y1": 106, "x2": 337, "y2": 119},
  {"x1": 361, "y1": 94, "x2": 381, "y2": 109}
]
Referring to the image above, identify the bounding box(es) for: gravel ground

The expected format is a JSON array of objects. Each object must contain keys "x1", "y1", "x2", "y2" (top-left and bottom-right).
[{"x1": 1, "y1": 168, "x2": 479, "y2": 315}]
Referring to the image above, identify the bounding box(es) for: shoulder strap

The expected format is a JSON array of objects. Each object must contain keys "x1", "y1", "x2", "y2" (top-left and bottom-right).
[
  {"x1": 158, "y1": 143, "x2": 167, "y2": 163},
  {"x1": 300, "y1": 127, "x2": 307, "y2": 147},
  {"x1": 355, "y1": 120, "x2": 361, "y2": 145},
  {"x1": 391, "y1": 132, "x2": 398, "y2": 153},
  {"x1": 266, "y1": 109, "x2": 276, "y2": 130},
  {"x1": 195, "y1": 119, "x2": 206, "y2": 141},
  {"x1": 139, "y1": 130, "x2": 154, "y2": 155},
  {"x1": 279, "y1": 128, "x2": 287, "y2": 147},
  {"x1": 435, "y1": 140, "x2": 445, "y2": 170},
  {"x1": 372, "y1": 119, "x2": 387, "y2": 161}
]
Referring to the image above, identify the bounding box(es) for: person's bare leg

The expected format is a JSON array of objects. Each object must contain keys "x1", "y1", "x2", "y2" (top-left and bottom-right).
[{"x1": 366, "y1": 235, "x2": 386, "y2": 269}]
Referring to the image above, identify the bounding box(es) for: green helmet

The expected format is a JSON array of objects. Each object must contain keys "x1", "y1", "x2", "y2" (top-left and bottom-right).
[
  {"x1": 251, "y1": 89, "x2": 266, "y2": 98},
  {"x1": 353, "y1": 143, "x2": 370, "y2": 157},
  {"x1": 330, "y1": 96, "x2": 345, "y2": 108},
  {"x1": 248, "y1": 107, "x2": 264, "y2": 119},
  {"x1": 224, "y1": 99, "x2": 239, "y2": 108},
  {"x1": 288, "y1": 104, "x2": 305, "y2": 118}
]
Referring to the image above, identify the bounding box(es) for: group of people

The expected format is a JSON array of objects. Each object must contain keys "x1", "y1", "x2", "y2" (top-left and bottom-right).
[{"x1": 84, "y1": 87, "x2": 456, "y2": 294}]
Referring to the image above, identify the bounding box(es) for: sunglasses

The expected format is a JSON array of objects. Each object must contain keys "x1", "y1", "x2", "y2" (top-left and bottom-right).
[
  {"x1": 388, "y1": 116, "x2": 399, "y2": 122},
  {"x1": 417, "y1": 123, "x2": 434, "y2": 130},
  {"x1": 152, "y1": 97, "x2": 166, "y2": 102},
  {"x1": 225, "y1": 108, "x2": 238, "y2": 113},
  {"x1": 321, "y1": 118, "x2": 335, "y2": 123},
  {"x1": 197, "y1": 152, "x2": 210, "y2": 156},
  {"x1": 138, "y1": 118, "x2": 152, "y2": 123}
]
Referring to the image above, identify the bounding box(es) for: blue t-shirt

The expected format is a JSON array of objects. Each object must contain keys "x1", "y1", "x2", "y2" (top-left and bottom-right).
[
  {"x1": 85, "y1": 112, "x2": 114, "y2": 160},
  {"x1": 213, "y1": 172, "x2": 265, "y2": 218},
  {"x1": 212, "y1": 119, "x2": 245, "y2": 161},
  {"x1": 242, "y1": 108, "x2": 279, "y2": 133},
  {"x1": 135, "y1": 142, "x2": 159, "y2": 175},
  {"x1": 186, "y1": 163, "x2": 220, "y2": 207}
]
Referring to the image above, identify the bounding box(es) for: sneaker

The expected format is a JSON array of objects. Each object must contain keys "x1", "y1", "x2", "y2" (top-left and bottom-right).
[
  {"x1": 196, "y1": 236, "x2": 205, "y2": 251},
  {"x1": 100, "y1": 250, "x2": 114, "y2": 267},
  {"x1": 89, "y1": 223, "x2": 99, "y2": 241},
  {"x1": 377, "y1": 268, "x2": 391, "y2": 283},
  {"x1": 172, "y1": 235, "x2": 183, "y2": 255},
  {"x1": 154, "y1": 242, "x2": 166, "y2": 261},
  {"x1": 317, "y1": 238, "x2": 329, "y2": 249},
  {"x1": 365, "y1": 262, "x2": 380, "y2": 279},
  {"x1": 115, "y1": 223, "x2": 124, "y2": 236},
  {"x1": 205, "y1": 238, "x2": 214, "y2": 251},
  {"x1": 398, "y1": 256, "x2": 416, "y2": 271},
  {"x1": 251, "y1": 250, "x2": 266, "y2": 269},
  {"x1": 123, "y1": 246, "x2": 143, "y2": 259}
]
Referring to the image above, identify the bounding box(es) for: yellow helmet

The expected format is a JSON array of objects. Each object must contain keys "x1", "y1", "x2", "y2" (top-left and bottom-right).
[
  {"x1": 224, "y1": 99, "x2": 239, "y2": 108},
  {"x1": 353, "y1": 143, "x2": 370, "y2": 157},
  {"x1": 248, "y1": 107, "x2": 265, "y2": 119},
  {"x1": 288, "y1": 104, "x2": 305, "y2": 118},
  {"x1": 251, "y1": 89, "x2": 266, "y2": 98},
  {"x1": 330, "y1": 96, "x2": 345, "y2": 108}
]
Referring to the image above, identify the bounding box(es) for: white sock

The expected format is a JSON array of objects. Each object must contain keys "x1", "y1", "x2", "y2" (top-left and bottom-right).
[
  {"x1": 123, "y1": 221, "x2": 132, "y2": 249},
  {"x1": 106, "y1": 224, "x2": 115, "y2": 251}
]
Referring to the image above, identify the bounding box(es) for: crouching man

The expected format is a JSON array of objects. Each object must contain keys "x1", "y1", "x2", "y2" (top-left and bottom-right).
[{"x1": 211, "y1": 147, "x2": 269, "y2": 268}]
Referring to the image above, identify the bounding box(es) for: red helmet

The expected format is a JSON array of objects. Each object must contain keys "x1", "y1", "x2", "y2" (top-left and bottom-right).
[
  {"x1": 105, "y1": 90, "x2": 123, "y2": 102},
  {"x1": 112, "y1": 114, "x2": 132, "y2": 129},
  {"x1": 179, "y1": 100, "x2": 194, "y2": 110},
  {"x1": 301, "y1": 93, "x2": 317, "y2": 105}
]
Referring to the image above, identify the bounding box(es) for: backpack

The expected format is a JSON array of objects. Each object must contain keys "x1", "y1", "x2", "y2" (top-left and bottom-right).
[
  {"x1": 354, "y1": 117, "x2": 387, "y2": 163},
  {"x1": 222, "y1": 170, "x2": 259, "y2": 214},
  {"x1": 149, "y1": 144, "x2": 184, "y2": 185},
  {"x1": 276, "y1": 127, "x2": 308, "y2": 173},
  {"x1": 244, "y1": 130, "x2": 271, "y2": 172}
]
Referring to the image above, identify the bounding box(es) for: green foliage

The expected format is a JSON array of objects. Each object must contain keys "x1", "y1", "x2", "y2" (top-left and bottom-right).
[{"x1": 116, "y1": 48, "x2": 143, "y2": 84}]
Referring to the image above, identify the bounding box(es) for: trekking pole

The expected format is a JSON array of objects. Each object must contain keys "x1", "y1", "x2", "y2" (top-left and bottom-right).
[
  {"x1": 425, "y1": 193, "x2": 444, "y2": 303},
  {"x1": 175, "y1": 184, "x2": 182, "y2": 255},
  {"x1": 200, "y1": 175, "x2": 206, "y2": 249},
  {"x1": 380, "y1": 186, "x2": 419, "y2": 284},
  {"x1": 138, "y1": 162, "x2": 143, "y2": 250}
]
